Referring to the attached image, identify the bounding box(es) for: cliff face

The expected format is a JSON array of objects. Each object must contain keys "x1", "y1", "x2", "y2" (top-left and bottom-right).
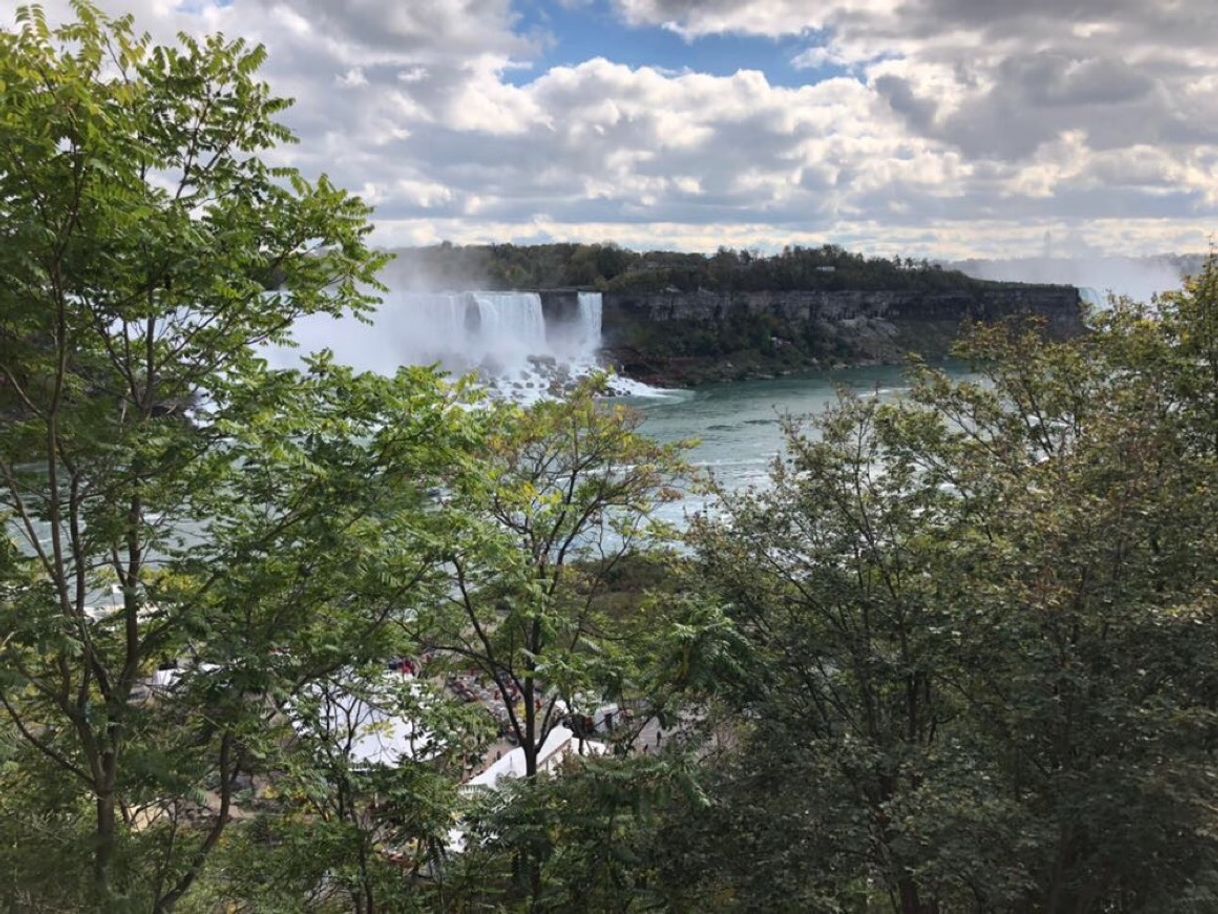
[{"x1": 575, "y1": 285, "x2": 1083, "y2": 386}]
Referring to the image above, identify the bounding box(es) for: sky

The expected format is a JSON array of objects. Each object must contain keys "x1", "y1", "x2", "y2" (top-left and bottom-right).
[{"x1": 8, "y1": 0, "x2": 1218, "y2": 258}]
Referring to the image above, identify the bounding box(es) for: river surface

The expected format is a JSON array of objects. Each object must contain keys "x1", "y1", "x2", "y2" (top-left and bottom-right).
[
  {"x1": 636, "y1": 365, "x2": 914, "y2": 481},
  {"x1": 627, "y1": 364, "x2": 960, "y2": 525}
]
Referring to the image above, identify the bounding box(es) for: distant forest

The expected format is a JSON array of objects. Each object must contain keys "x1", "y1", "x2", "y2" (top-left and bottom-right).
[{"x1": 384, "y1": 242, "x2": 1029, "y2": 294}]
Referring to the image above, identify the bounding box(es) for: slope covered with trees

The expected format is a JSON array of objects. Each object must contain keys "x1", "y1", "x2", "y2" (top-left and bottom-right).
[{"x1": 3, "y1": 6, "x2": 1218, "y2": 913}]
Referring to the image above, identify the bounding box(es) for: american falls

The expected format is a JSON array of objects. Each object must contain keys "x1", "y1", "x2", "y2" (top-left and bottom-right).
[{"x1": 270, "y1": 289, "x2": 644, "y2": 401}]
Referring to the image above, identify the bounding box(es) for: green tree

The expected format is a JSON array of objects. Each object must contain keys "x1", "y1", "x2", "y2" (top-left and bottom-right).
[
  {"x1": 187, "y1": 665, "x2": 491, "y2": 914},
  {"x1": 678, "y1": 260, "x2": 1218, "y2": 912},
  {"x1": 445, "y1": 754, "x2": 697, "y2": 913},
  {"x1": 0, "y1": 4, "x2": 480, "y2": 909},
  {"x1": 683, "y1": 398, "x2": 970, "y2": 913},
  {"x1": 418, "y1": 383, "x2": 687, "y2": 782},
  {"x1": 411, "y1": 382, "x2": 688, "y2": 906}
]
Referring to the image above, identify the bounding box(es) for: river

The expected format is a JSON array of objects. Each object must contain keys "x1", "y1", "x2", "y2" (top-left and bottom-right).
[{"x1": 627, "y1": 363, "x2": 933, "y2": 525}]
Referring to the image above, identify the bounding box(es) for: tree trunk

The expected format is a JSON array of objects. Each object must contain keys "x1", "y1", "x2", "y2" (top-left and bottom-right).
[
  {"x1": 521, "y1": 695, "x2": 542, "y2": 907},
  {"x1": 94, "y1": 778, "x2": 117, "y2": 904}
]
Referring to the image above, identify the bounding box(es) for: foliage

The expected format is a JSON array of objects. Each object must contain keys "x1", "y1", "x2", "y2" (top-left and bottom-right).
[
  {"x1": 445, "y1": 754, "x2": 701, "y2": 913},
  {"x1": 0, "y1": 4, "x2": 484, "y2": 910},
  {"x1": 403, "y1": 380, "x2": 688, "y2": 908},
  {"x1": 674, "y1": 256, "x2": 1218, "y2": 912},
  {"x1": 385, "y1": 242, "x2": 1010, "y2": 295},
  {"x1": 6, "y1": 5, "x2": 1218, "y2": 914},
  {"x1": 413, "y1": 379, "x2": 688, "y2": 778}
]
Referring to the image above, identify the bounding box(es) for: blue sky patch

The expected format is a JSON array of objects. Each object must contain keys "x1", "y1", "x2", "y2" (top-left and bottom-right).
[{"x1": 509, "y1": 0, "x2": 844, "y2": 88}]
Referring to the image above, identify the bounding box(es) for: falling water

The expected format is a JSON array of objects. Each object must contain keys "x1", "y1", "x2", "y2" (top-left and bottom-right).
[
  {"x1": 1081, "y1": 287, "x2": 1115, "y2": 314},
  {"x1": 271, "y1": 289, "x2": 648, "y2": 401},
  {"x1": 1078, "y1": 287, "x2": 1108, "y2": 311},
  {"x1": 575, "y1": 292, "x2": 603, "y2": 351},
  {"x1": 469, "y1": 292, "x2": 548, "y2": 363}
]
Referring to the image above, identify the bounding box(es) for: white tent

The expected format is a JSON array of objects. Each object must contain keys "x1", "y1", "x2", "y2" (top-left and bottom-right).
[
  {"x1": 466, "y1": 726, "x2": 607, "y2": 789},
  {"x1": 290, "y1": 675, "x2": 441, "y2": 767}
]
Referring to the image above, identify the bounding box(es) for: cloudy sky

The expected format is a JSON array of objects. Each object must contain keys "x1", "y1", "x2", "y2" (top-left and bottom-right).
[{"x1": 14, "y1": 0, "x2": 1218, "y2": 257}]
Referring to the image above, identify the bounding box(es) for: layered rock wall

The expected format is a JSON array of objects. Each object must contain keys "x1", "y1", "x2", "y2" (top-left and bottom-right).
[
  {"x1": 566, "y1": 285, "x2": 1083, "y2": 386},
  {"x1": 599, "y1": 286, "x2": 1081, "y2": 331}
]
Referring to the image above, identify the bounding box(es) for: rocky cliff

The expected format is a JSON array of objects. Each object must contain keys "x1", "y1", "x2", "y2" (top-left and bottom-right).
[{"x1": 545, "y1": 284, "x2": 1083, "y2": 386}]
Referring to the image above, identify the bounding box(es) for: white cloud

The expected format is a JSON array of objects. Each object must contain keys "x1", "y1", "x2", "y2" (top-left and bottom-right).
[
  {"x1": 613, "y1": 0, "x2": 872, "y2": 39},
  {"x1": 791, "y1": 46, "x2": 849, "y2": 70},
  {"x1": 337, "y1": 67, "x2": 368, "y2": 88},
  {"x1": 9, "y1": 0, "x2": 1217, "y2": 258}
]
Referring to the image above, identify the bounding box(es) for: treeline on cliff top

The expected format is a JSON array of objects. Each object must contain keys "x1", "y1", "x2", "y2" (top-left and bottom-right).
[{"x1": 385, "y1": 241, "x2": 1043, "y2": 294}]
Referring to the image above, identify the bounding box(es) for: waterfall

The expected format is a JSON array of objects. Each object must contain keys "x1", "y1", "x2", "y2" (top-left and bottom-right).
[
  {"x1": 464, "y1": 292, "x2": 548, "y2": 373},
  {"x1": 575, "y1": 292, "x2": 603, "y2": 352},
  {"x1": 346, "y1": 289, "x2": 553, "y2": 375},
  {"x1": 271, "y1": 289, "x2": 629, "y2": 402},
  {"x1": 1078, "y1": 287, "x2": 1108, "y2": 311}
]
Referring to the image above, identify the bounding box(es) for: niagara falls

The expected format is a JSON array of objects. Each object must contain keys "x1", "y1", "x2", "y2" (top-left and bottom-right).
[{"x1": 272, "y1": 288, "x2": 629, "y2": 402}]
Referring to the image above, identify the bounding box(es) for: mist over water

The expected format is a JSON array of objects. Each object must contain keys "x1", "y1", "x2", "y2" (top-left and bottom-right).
[
  {"x1": 952, "y1": 256, "x2": 1186, "y2": 306},
  {"x1": 549, "y1": 292, "x2": 603, "y2": 360}
]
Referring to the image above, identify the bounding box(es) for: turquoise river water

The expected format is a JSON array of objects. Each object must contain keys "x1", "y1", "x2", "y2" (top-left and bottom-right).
[{"x1": 627, "y1": 364, "x2": 933, "y2": 525}]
